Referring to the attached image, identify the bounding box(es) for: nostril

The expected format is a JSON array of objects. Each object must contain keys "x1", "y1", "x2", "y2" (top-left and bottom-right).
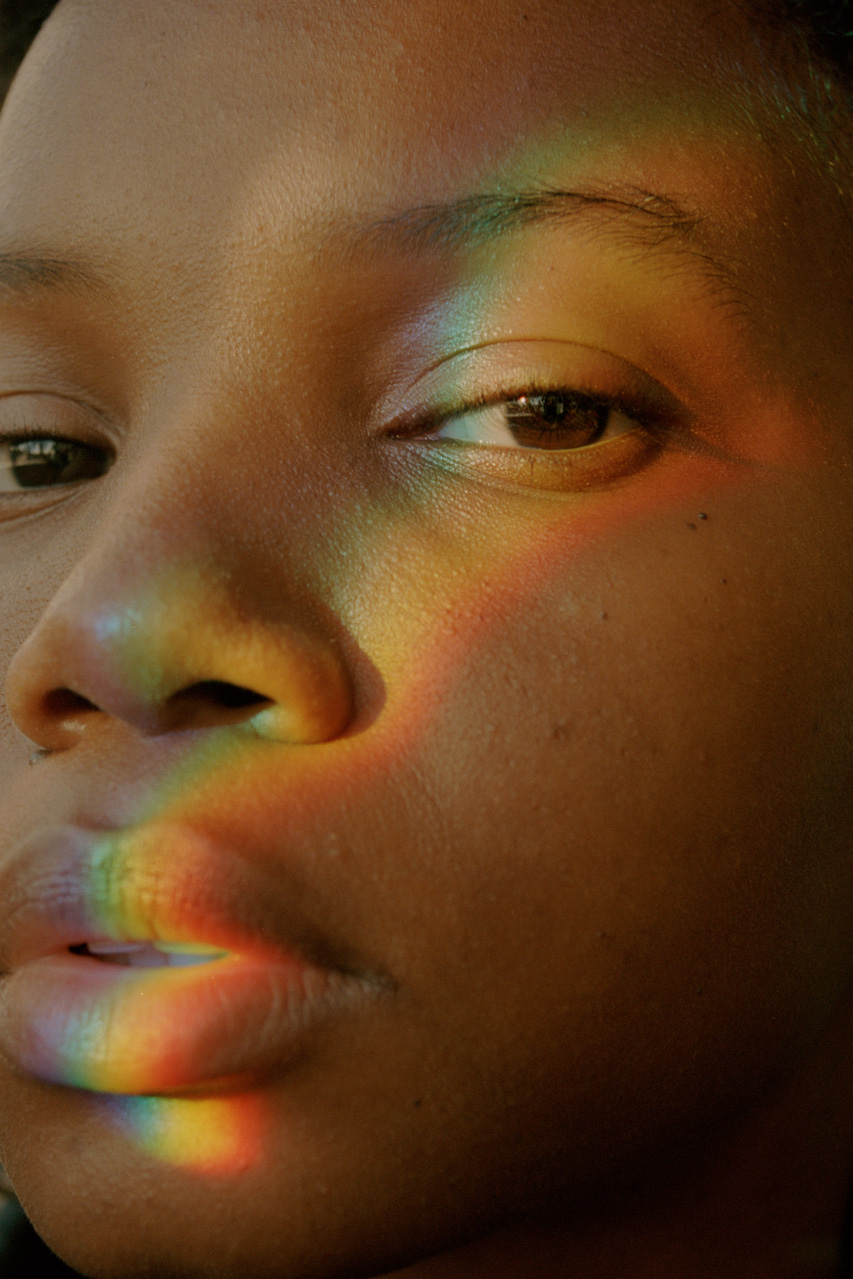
[
  {"x1": 43, "y1": 688, "x2": 99, "y2": 718},
  {"x1": 177, "y1": 680, "x2": 271, "y2": 710},
  {"x1": 32, "y1": 680, "x2": 273, "y2": 741},
  {"x1": 164, "y1": 680, "x2": 273, "y2": 731},
  {"x1": 38, "y1": 682, "x2": 272, "y2": 736}
]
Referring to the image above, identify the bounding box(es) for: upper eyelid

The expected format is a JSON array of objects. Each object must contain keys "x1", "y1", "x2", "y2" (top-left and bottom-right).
[
  {"x1": 376, "y1": 340, "x2": 689, "y2": 433},
  {"x1": 0, "y1": 392, "x2": 119, "y2": 445}
]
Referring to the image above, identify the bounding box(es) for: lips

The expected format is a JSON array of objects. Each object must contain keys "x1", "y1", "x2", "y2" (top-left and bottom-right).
[{"x1": 0, "y1": 823, "x2": 383, "y2": 1094}]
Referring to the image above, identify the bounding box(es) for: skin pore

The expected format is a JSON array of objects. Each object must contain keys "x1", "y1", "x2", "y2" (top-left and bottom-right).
[{"x1": 2, "y1": 0, "x2": 853, "y2": 1275}]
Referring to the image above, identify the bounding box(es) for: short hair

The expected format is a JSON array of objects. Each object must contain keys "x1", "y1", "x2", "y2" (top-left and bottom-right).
[
  {"x1": 743, "y1": 2, "x2": 853, "y2": 209},
  {"x1": 0, "y1": 0, "x2": 56, "y2": 98},
  {"x1": 781, "y1": 1, "x2": 853, "y2": 72}
]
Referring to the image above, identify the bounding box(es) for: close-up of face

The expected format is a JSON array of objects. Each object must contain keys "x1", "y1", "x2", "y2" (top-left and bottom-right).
[{"x1": 2, "y1": 1, "x2": 853, "y2": 1276}]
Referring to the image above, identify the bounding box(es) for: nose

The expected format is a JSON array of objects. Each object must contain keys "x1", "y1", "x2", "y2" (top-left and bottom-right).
[{"x1": 4, "y1": 556, "x2": 353, "y2": 752}]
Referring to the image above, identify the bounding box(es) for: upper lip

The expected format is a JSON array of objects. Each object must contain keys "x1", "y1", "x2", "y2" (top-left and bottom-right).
[{"x1": 0, "y1": 820, "x2": 374, "y2": 982}]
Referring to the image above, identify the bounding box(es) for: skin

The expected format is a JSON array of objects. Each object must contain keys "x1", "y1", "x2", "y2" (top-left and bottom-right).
[{"x1": 1, "y1": 0, "x2": 853, "y2": 1274}]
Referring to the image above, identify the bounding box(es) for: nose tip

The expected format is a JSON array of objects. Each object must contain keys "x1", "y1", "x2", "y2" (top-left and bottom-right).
[{"x1": 4, "y1": 574, "x2": 354, "y2": 751}]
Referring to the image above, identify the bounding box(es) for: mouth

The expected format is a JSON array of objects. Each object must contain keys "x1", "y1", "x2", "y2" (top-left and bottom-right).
[
  {"x1": 69, "y1": 940, "x2": 230, "y2": 967},
  {"x1": 0, "y1": 823, "x2": 385, "y2": 1095}
]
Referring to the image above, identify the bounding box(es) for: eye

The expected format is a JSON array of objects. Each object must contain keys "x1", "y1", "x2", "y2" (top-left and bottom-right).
[
  {"x1": 0, "y1": 436, "x2": 111, "y2": 492},
  {"x1": 433, "y1": 389, "x2": 639, "y2": 451}
]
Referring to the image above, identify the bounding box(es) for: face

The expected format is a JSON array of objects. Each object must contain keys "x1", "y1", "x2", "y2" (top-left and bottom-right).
[{"x1": 1, "y1": 0, "x2": 853, "y2": 1275}]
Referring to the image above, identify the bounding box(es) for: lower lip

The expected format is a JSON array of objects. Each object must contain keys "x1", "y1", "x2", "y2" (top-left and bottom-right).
[{"x1": 0, "y1": 950, "x2": 348, "y2": 1094}]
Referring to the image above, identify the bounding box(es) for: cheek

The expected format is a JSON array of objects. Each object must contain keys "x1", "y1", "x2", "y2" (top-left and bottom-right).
[{"x1": 348, "y1": 466, "x2": 853, "y2": 1142}]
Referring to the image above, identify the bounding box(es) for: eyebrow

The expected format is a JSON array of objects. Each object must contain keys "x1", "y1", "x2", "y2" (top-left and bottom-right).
[
  {"x1": 358, "y1": 184, "x2": 699, "y2": 246},
  {"x1": 0, "y1": 252, "x2": 108, "y2": 298},
  {"x1": 350, "y1": 183, "x2": 736, "y2": 296},
  {"x1": 0, "y1": 187, "x2": 733, "y2": 302}
]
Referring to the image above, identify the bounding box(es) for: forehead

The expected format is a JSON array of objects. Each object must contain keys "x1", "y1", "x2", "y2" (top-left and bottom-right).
[
  {"x1": 0, "y1": 0, "x2": 844, "y2": 422},
  {"x1": 0, "y1": 0, "x2": 789, "y2": 253}
]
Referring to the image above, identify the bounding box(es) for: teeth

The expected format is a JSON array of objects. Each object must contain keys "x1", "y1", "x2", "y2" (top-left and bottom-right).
[
  {"x1": 86, "y1": 941, "x2": 148, "y2": 956},
  {"x1": 78, "y1": 941, "x2": 229, "y2": 968}
]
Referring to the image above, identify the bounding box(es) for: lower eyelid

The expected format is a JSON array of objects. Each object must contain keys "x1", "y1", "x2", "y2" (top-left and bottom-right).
[{"x1": 408, "y1": 424, "x2": 659, "y2": 494}]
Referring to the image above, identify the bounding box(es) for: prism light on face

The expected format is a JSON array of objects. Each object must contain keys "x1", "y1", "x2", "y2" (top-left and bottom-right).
[
  {"x1": 102, "y1": 1095, "x2": 266, "y2": 1178},
  {"x1": 0, "y1": 820, "x2": 383, "y2": 1097},
  {"x1": 2, "y1": 1, "x2": 853, "y2": 1277}
]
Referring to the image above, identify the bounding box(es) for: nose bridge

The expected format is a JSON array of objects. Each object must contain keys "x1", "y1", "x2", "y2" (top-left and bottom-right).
[{"x1": 3, "y1": 458, "x2": 354, "y2": 750}]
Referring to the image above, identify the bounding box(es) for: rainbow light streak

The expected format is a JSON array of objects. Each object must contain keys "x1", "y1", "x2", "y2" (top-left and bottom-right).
[
  {"x1": 27, "y1": 829, "x2": 270, "y2": 1178},
  {"x1": 106, "y1": 1094, "x2": 264, "y2": 1176}
]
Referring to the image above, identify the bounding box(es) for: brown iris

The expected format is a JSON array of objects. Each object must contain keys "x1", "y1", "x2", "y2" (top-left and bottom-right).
[{"x1": 503, "y1": 392, "x2": 611, "y2": 450}]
